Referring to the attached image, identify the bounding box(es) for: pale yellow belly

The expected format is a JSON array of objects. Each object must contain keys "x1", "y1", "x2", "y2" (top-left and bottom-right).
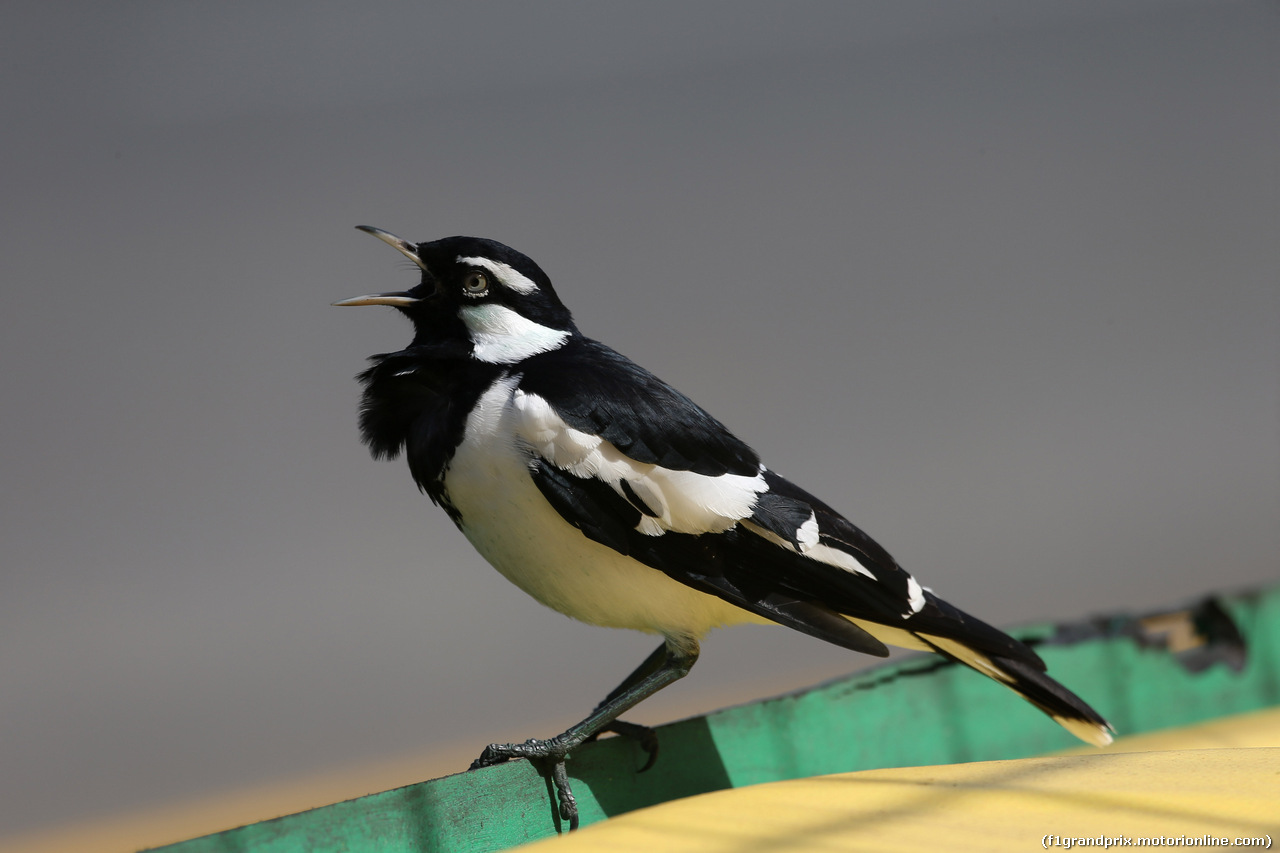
[
  {"x1": 453, "y1": 467, "x2": 767, "y2": 640},
  {"x1": 444, "y1": 377, "x2": 765, "y2": 640}
]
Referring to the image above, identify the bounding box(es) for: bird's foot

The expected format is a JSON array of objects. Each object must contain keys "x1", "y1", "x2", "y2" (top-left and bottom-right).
[{"x1": 469, "y1": 736, "x2": 581, "y2": 830}]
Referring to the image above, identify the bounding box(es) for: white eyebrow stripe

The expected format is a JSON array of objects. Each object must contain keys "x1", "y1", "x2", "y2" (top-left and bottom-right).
[{"x1": 457, "y1": 256, "x2": 539, "y2": 295}]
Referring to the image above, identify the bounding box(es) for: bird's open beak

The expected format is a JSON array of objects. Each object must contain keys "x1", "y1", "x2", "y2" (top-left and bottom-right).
[
  {"x1": 355, "y1": 224, "x2": 429, "y2": 271},
  {"x1": 331, "y1": 292, "x2": 420, "y2": 307},
  {"x1": 333, "y1": 225, "x2": 429, "y2": 307}
]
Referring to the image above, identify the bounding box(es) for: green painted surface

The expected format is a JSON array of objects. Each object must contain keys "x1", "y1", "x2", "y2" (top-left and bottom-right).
[{"x1": 150, "y1": 586, "x2": 1280, "y2": 852}]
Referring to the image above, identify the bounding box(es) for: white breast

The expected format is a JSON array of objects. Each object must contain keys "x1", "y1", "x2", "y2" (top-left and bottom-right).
[{"x1": 441, "y1": 373, "x2": 766, "y2": 641}]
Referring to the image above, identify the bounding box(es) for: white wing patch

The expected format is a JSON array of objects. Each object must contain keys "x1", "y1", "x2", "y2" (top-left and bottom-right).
[
  {"x1": 739, "y1": 513, "x2": 820, "y2": 555},
  {"x1": 456, "y1": 255, "x2": 540, "y2": 294},
  {"x1": 905, "y1": 576, "x2": 927, "y2": 615},
  {"x1": 514, "y1": 390, "x2": 767, "y2": 535},
  {"x1": 744, "y1": 502, "x2": 922, "y2": 612},
  {"x1": 792, "y1": 512, "x2": 820, "y2": 552},
  {"x1": 800, "y1": 541, "x2": 878, "y2": 581}
]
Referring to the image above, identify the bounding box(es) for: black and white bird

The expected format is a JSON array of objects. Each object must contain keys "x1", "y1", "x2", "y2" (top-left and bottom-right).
[{"x1": 335, "y1": 227, "x2": 1113, "y2": 828}]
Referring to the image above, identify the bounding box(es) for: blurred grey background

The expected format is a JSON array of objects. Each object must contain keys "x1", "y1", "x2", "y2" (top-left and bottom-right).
[{"x1": 2, "y1": 0, "x2": 1277, "y2": 840}]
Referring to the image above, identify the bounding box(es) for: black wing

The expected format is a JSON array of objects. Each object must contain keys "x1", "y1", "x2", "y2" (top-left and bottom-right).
[
  {"x1": 518, "y1": 339, "x2": 761, "y2": 477},
  {"x1": 514, "y1": 341, "x2": 1112, "y2": 743}
]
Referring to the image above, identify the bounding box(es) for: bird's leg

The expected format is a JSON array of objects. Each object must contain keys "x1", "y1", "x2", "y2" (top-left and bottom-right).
[
  {"x1": 470, "y1": 639, "x2": 698, "y2": 830},
  {"x1": 582, "y1": 641, "x2": 673, "y2": 771}
]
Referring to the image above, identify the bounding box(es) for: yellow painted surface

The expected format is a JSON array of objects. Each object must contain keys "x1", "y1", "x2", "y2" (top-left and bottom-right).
[{"x1": 527, "y1": 709, "x2": 1280, "y2": 853}]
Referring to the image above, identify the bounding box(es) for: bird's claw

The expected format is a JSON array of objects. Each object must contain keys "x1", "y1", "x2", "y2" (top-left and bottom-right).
[
  {"x1": 468, "y1": 744, "x2": 512, "y2": 770},
  {"x1": 549, "y1": 760, "x2": 579, "y2": 829},
  {"x1": 468, "y1": 737, "x2": 580, "y2": 830},
  {"x1": 594, "y1": 720, "x2": 660, "y2": 772}
]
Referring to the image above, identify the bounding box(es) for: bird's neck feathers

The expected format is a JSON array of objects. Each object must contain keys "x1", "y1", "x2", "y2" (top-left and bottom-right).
[
  {"x1": 458, "y1": 303, "x2": 575, "y2": 365},
  {"x1": 355, "y1": 349, "x2": 500, "y2": 482}
]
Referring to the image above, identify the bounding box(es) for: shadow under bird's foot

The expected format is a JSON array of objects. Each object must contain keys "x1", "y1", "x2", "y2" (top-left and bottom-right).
[{"x1": 588, "y1": 719, "x2": 660, "y2": 772}]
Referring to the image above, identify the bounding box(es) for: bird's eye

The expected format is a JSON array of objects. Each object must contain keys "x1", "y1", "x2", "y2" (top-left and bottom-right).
[{"x1": 463, "y1": 271, "x2": 489, "y2": 295}]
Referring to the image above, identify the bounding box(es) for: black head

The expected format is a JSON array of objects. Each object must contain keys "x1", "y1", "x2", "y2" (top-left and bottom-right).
[{"x1": 334, "y1": 227, "x2": 578, "y2": 364}]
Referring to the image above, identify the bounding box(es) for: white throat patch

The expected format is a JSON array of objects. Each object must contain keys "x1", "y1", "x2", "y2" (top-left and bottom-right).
[{"x1": 460, "y1": 303, "x2": 570, "y2": 364}]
